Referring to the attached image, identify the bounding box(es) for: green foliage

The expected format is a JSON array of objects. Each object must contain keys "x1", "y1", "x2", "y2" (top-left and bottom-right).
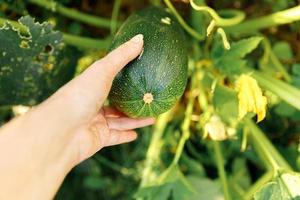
[
  {"x1": 0, "y1": 0, "x2": 27, "y2": 14},
  {"x1": 254, "y1": 172, "x2": 300, "y2": 200},
  {"x1": 213, "y1": 85, "x2": 238, "y2": 122},
  {"x1": 135, "y1": 165, "x2": 195, "y2": 200},
  {"x1": 0, "y1": 16, "x2": 77, "y2": 105},
  {"x1": 213, "y1": 37, "x2": 262, "y2": 75},
  {"x1": 187, "y1": 176, "x2": 223, "y2": 200},
  {"x1": 1, "y1": 1, "x2": 300, "y2": 200},
  {"x1": 273, "y1": 42, "x2": 293, "y2": 61}
]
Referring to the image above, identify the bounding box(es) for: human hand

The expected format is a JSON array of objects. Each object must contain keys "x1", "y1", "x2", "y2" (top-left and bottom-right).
[
  {"x1": 48, "y1": 33, "x2": 154, "y2": 163},
  {"x1": 0, "y1": 34, "x2": 154, "y2": 199}
]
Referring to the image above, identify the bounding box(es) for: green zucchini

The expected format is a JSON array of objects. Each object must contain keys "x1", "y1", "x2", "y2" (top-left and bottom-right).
[{"x1": 109, "y1": 7, "x2": 188, "y2": 117}]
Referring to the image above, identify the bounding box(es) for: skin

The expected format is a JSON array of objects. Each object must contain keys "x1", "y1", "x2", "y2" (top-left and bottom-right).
[{"x1": 0, "y1": 34, "x2": 153, "y2": 199}]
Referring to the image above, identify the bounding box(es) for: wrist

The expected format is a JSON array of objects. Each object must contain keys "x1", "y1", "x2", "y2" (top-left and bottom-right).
[{"x1": 0, "y1": 109, "x2": 77, "y2": 199}]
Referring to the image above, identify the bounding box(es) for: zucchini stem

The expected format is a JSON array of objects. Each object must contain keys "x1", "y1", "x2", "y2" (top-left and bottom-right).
[
  {"x1": 225, "y1": 5, "x2": 300, "y2": 33},
  {"x1": 140, "y1": 110, "x2": 173, "y2": 186},
  {"x1": 28, "y1": 0, "x2": 119, "y2": 29},
  {"x1": 163, "y1": 0, "x2": 205, "y2": 40},
  {"x1": 213, "y1": 141, "x2": 231, "y2": 200}
]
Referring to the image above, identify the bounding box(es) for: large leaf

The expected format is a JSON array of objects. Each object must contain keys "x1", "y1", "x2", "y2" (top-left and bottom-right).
[
  {"x1": 273, "y1": 41, "x2": 293, "y2": 61},
  {"x1": 187, "y1": 176, "x2": 223, "y2": 200},
  {"x1": 223, "y1": 37, "x2": 262, "y2": 58},
  {"x1": 254, "y1": 172, "x2": 300, "y2": 200},
  {"x1": 213, "y1": 37, "x2": 262, "y2": 75},
  {"x1": 0, "y1": 16, "x2": 77, "y2": 106},
  {"x1": 213, "y1": 84, "x2": 239, "y2": 123},
  {"x1": 135, "y1": 165, "x2": 196, "y2": 200}
]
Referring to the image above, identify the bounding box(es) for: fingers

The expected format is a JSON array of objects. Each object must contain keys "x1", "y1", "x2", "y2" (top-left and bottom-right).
[
  {"x1": 106, "y1": 117, "x2": 155, "y2": 131},
  {"x1": 58, "y1": 34, "x2": 144, "y2": 110},
  {"x1": 105, "y1": 130, "x2": 137, "y2": 147},
  {"x1": 100, "y1": 107, "x2": 125, "y2": 118},
  {"x1": 48, "y1": 34, "x2": 144, "y2": 121},
  {"x1": 99, "y1": 34, "x2": 144, "y2": 77},
  {"x1": 83, "y1": 34, "x2": 143, "y2": 85}
]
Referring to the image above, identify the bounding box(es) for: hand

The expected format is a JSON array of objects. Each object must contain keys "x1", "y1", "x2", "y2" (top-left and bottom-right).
[
  {"x1": 50, "y1": 33, "x2": 154, "y2": 163},
  {"x1": 0, "y1": 34, "x2": 154, "y2": 199}
]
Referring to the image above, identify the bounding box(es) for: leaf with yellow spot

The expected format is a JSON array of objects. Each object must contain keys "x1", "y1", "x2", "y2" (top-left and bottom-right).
[{"x1": 236, "y1": 74, "x2": 267, "y2": 122}]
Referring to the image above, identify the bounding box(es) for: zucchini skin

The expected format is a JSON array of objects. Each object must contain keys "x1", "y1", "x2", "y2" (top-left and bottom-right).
[{"x1": 109, "y1": 7, "x2": 188, "y2": 117}]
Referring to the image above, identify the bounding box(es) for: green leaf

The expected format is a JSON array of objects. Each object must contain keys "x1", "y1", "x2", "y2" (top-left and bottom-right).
[
  {"x1": 180, "y1": 153, "x2": 206, "y2": 177},
  {"x1": 254, "y1": 172, "x2": 300, "y2": 200},
  {"x1": 135, "y1": 165, "x2": 196, "y2": 200},
  {"x1": 274, "y1": 102, "x2": 297, "y2": 118},
  {"x1": 213, "y1": 37, "x2": 262, "y2": 76},
  {"x1": 292, "y1": 63, "x2": 300, "y2": 88},
  {"x1": 292, "y1": 63, "x2": 300, "y2": 76},
  {"x1": 273, "y1": 42, "x2": 293, "y2": 60},
  {"x1": 186, "y1": 176, "x2": 223, "y2": 200},
  {"x1": 253, "y1": 71, "x2": 300, "y2": 111},
  {"x1": 83, "y1": 176, "x2": 106, "y2": 190},
  {"x1": 230, "y1": 158, "x2": 251, "y2": 190},
  {"x1": 215, "y1": 58, "x2": 246, "y2": 75},
  {"x1": 213, "y1": 85, "x2": 239, "y2": 122},
  {"x1": 223, "y1": 37, "x2": 263, "y2": 59},
  {"x1": 0, "y1": 16, "x2": 77, "y2": 105}
]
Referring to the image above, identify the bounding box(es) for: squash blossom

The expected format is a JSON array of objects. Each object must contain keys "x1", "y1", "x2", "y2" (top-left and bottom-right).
[
  {"x1": 204, "y1": 115, "x2": 227, "y2": 141},
  {"x1": 236, "y1": 74, "x2": 267, "y2": 122}
]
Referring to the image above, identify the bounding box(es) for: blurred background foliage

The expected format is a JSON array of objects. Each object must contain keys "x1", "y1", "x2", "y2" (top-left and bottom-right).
[{"x1": 0, "y1": 0, "x2": 300, "y2": 199}]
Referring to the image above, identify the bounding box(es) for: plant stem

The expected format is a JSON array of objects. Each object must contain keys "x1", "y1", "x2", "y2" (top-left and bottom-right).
[
  {"x1": 261, "y1": 38, "x2": 291, "y2": 82},
  {"x1": 0, "y1": 17, "x2": 110, "y2": 50},
  {"x1": 269, "y1": 51, "x2": 291, "y2": 81},
  {"x1": 252, "y1": 70, "x2": 300, "y2": 110},
  {"x1": 244, "y1": 170, "x2": 274, "y2": 200},
  {"x1": 28, "y1": 0, "x2": 119, "y2": 29},
  {"x1": 140, "y1": 110, "x2": 174, "y2": 186},
  {"x1": 110, "y1": 0, "x2": 122, "y2": 34},
  {"x1": 63, "y1": 33, "x2": 110, "y2": 50},
  {"x1": 244, "y1": 118, "x2": 292, "y2": 171},
  {"x1": 190, "y1": 0, "x2": 245, "y2": 26},
  {"x1": 213, "y1": 141, "x2": 231, "y2": 200},
  {"x1": 163, "y1": 0, "x2": 205, "y2": 40},
  {"x1": 172, "y1": 69, "x2": 198, "y2": 165},
  {"x1": 225, "y1": 5, "x2": 300, "y2": 34}
]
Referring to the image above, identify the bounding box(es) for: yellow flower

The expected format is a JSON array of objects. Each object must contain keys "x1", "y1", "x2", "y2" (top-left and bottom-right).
[{"x1": 236, "y1": 74, "x2": 267, "y2": 122}]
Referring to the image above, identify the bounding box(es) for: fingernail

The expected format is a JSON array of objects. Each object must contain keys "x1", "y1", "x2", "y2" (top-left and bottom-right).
[{"x1": 131, "y1": 34, "x2": 143, "y2": 44}]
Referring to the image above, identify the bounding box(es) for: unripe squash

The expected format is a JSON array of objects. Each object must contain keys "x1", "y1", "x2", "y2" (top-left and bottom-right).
[{"x1": 109, "y1": 7, "x2": 188, "y2": 117}]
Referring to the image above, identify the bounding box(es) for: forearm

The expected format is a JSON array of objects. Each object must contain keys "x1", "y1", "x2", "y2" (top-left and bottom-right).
[{"x1": 0, "y1": 107, "x2": 76, "y2": 199}]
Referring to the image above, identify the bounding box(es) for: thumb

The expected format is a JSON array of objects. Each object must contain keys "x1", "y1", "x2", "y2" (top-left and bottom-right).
[
  {"x1": 99, "y1": 34, "x2": 144, "y2": 77},
  {"x1": 60, "y1": 34, "x2": 144, "y2": 107},
  {"x1": 81, "y1": 33, "x2": 144, "y2": 102},
  {"x1": 77, "y1": 33, "x2": 143, "y2": 88}
]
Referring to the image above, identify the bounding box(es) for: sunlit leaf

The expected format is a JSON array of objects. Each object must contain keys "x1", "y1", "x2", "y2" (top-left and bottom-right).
[
  {"x1": 135, "y1": 165, "x2": 196, "y2": 200},
  {"x1": 213, "y1": 37, "x2": 262, "y2": 75},
  {"x1": 254, "y1": 172, "x2": 300, "y2": 200},
  {"x1": 187, "y1": 176, "x2": 223, "y2": 200},
  {"x1": 223, "y1": 37, "x2": 262, "y2": 58}
]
